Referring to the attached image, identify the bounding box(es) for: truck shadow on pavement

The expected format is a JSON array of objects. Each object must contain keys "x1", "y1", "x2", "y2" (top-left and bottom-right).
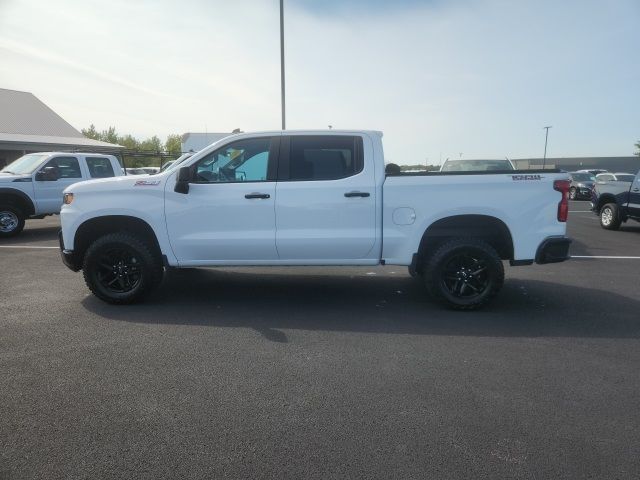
[{"x1": 81, "y1": 268, "x2": 640, "y2": 343}]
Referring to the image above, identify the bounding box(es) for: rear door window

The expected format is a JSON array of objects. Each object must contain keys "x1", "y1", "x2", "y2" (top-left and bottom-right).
[
  {"x1": 285, "y1": 135, "x2": 363, "y2": 181},
  {"x1": 86, "y1": 157, "x2": 115, "y2": 178}
]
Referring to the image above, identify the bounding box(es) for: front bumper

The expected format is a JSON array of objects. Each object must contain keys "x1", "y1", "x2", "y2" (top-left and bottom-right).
[
  {"x1": 535, "y1": 236, "x2": 572, "y2": 264},
  {"x1": 59, "y1": 230, "x2": 82, "y2": 271}
]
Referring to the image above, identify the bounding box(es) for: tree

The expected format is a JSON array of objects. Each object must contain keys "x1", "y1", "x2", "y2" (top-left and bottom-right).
[
  {"x1": 81, "y1": 125, "x2": 182, "y2": 168},
  {"x1": 165, "y1": 134, "x2": 182, "y2": 155},
  {"x1": 635, "y1": 140, "x2": 640, "y2": 156},
  {"x1": 81, "y1": 124, "x2": 100, "y2": 140}
]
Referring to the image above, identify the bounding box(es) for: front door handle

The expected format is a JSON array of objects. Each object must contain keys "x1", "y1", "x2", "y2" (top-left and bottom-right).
[
  {"x1": 633, "y1": 188, "x2": 639, "y2": 192},
  {"x1": 344, "y1": 191, "x2": 370, "y2": 198},
  {"x1": 245, "y1": 193, "x2": 270, "y2": 199}
]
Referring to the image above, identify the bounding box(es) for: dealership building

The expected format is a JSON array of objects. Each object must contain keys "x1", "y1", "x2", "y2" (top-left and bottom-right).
[{"x1": 0, "y1": 88, "x2": 123, "y2": 168}]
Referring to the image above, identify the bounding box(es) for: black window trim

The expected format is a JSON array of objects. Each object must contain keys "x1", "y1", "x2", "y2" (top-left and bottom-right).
[
  {"x1": 277, "y1": 134, "x2": 364, "y2": 182},
  {"x1": 189, "y1": 136, "x2": 280, "y2": 184}
]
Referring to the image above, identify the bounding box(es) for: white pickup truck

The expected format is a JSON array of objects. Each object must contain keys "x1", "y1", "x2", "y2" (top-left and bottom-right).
[
  {"x1": 59, "y1": 131, "x2": 571, "y2": 309},
  {"x1": 0, "y1": 152, "x2": 123, "y2": 237}
]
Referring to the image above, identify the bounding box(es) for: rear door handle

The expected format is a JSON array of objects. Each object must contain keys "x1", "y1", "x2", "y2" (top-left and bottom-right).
[
  {"x1": 633, "y1": 188, "x2": 640, "y2": 192},
  {"x1": 245, "y1": 193, "x2": 270, "y2": 199},
  {"x1": 344, "y1": 191, "x2": 370, "y2": 198}
]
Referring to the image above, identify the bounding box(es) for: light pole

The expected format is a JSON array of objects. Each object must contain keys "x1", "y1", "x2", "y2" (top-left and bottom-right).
[
  {"x1": 280, "y1": 0, "x2": 286, "y2": 130},
  {"x1": 543, "y1": 126, "x2": 552, "y2": 168}
]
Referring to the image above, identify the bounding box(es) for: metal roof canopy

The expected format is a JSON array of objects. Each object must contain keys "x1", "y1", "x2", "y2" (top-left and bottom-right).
[{"x1": 0, "y1": 88, "x2": 122, "y2": 151}]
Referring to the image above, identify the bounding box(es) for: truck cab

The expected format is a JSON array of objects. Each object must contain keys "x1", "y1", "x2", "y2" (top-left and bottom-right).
[{"x1": 0, "y1": 152, "x2": 123, "y2": 237}]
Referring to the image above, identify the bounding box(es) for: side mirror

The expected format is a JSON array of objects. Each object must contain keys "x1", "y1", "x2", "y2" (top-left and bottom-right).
[
  {"x1": 35, "y1": 166, "x2": 59, "y2": 181},
  {"x1": 174, "y1": 166, "x2": 191, "y2": 194}
]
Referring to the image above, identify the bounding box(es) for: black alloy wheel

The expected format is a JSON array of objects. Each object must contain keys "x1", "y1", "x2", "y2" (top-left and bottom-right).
[
  {"x1": 82, "y1": 232, "x2": 163, "y2": 304},
  {"x1": 440, "y1": 252, "x2": 490, "y2": 299},
  {"x1": 424, "y1": 238, "x2": 504, "y2": 310},
  {"x1": 95, "y1": 247, "x2": 143, "y2": 294}
]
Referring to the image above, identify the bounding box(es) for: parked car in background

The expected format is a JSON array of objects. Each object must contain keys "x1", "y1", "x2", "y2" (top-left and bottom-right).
[
  {"x1": 577, "y1": 169, "x2": 608, "y2": 176},
  {"x1": 591, "y1": 169, "x2": 640, "y2": 230},
  {"x1": 595, "y1": 172, "x2": 636, "y2": 182},
  {"x1": 439, "y1": 158, "x2": 515, "y2": 172},
  {"x1": 568, "y1": 172, "x2": 595, "y2": 200},
  {"x1": 0, "y1": 152, "x2": 123, "y2": 237}
]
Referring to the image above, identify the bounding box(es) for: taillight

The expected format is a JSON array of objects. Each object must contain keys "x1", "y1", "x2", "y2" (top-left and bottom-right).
[{"x1": 554, "y1": 179, "x2": 570, "y2": 222}]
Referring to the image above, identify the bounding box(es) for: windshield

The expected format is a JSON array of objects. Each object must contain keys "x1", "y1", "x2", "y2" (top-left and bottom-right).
[
  {"x1": 570, "y1": 173, "x2": 595, "y2": 182},
  {"x1": 615, "y1": 174, "x2": 635, "y2": 182},
  {"x1": 441, "y1": 159, "x2": 514, "y2": 172},
  {"x1": 0, "y1": 154, "x2": 48, "y2": 174}
]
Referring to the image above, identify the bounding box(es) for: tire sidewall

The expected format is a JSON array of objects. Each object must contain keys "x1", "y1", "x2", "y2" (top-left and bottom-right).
[
  {"x1": 83, "y1": 234, "x2": 160, "y2": 303},
  {"x1": 426, "y1": 240, "x2": 504, "y2": 310},
  {"x1": 600, "y1": 203, "x2": 619, "y2": 229},
  {"x1": 0, "y1": 204, "x2": 25, "y2": 238}
]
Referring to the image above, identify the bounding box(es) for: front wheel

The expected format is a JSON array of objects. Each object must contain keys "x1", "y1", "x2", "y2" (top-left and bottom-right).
[
  {"x1": 0, "y1": 204, "x2": 25, "y2": 238},
  {"x1": 82, "y1": 232, "x2": 164, "y2": 304},
  {"x1": 599, "y1": 203, "x2": 621, "y2": 230},
  {"x1": 569, "y1": 187, "x2": 577, "y2": 200},
  {"x1": 424, "y1": 238, "x2": 504, "y2": 310}
]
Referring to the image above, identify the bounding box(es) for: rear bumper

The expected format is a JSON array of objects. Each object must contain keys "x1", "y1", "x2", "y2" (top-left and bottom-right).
[
  {"x1": 535, "y1": 236, "x2": 572, "y2": 264},
  {"x1": 59, "y1": 230, "x2": 82, "y2": 272}
]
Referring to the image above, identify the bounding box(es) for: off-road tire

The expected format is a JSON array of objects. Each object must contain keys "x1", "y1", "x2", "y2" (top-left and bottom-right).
[
  {"x1": 82, "y1": 232, "x2": 163, "y2": 304},
  {"x1": 424, "y1": 238, "x2": 504, "y2": 310},
  {"x1": 599, "y1": 203, "x2": 621, "y2": 230},
  {"x1": 0, "y1": 204, "x2": 25, "y2": 238}
]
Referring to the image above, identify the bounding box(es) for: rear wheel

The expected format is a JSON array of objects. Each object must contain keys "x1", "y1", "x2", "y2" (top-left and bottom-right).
[
  {"x1": 599, "y1": 203, "x2": 621, "y2": 230},
  {"x1": 0, "y1": 204, "x2": 25, "y2": 238},
  {"x1": 82, "y1": 232, "x2": 163, "y2": 304},
  {"x1": 424, "y1": 238, "x2": 504, "y2": 310}
]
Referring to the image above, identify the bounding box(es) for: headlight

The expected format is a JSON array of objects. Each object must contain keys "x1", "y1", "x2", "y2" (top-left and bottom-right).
[{"x1": 63, "y1": 193, "x2": 74, "y2": 205}]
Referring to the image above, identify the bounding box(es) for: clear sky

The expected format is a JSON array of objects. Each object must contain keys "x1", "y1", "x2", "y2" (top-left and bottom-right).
[{"x1": 0, "y1": 0, "x2": 638, "y2": 163}]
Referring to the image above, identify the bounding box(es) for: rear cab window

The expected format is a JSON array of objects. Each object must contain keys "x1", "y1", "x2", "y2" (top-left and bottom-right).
[{"x1": 85, "y1": 157, "x2": 115, "y2": 178}]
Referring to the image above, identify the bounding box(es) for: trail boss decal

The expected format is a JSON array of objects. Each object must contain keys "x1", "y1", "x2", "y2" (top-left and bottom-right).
[
  {"x1": 512, "y1": 174, "x2": 542, "y2": 181},
  {"x1": 134, "y1": 180, "x2": 161, "y2": 186}
]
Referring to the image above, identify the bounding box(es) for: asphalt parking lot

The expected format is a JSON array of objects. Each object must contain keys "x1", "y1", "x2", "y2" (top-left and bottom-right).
[{"x1": 1, "y1": 201, "x2": 639, "y2": 479}]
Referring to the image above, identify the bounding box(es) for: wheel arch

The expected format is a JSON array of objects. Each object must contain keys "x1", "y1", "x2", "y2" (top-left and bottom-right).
[
  {"x1": 595, "y1": 194, "x2": 617, "y2": 213},
  {"x1": 0, "y1": 188, "x2": 36, "y2": 216},
  {"x1": 73, "y1": 215, "x2": 163, "y2": 265},
  {"x1": 413, "y1": 214, "x2": 514, "y2": 273}
]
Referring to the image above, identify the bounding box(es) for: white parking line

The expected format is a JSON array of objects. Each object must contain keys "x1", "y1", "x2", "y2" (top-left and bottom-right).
[
  {"x1": 571, "y1": 255, "x2": 640, "y2": 259},
  {"x1": 0, "y1": 245, "x2": 58, "y2": 249}
]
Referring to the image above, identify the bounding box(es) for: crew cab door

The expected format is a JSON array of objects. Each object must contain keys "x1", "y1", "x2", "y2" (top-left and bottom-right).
[
  {"x1": 275, "y1": 134, "x2": 379, "y2": 261},
  {"x1": 33, "y1": 155, "x2": 84, "y2": 214},
  {"x1": 164, "y1": 136, "x2": 279, "y2": 264},
  {"x1": 628, "y1": 172, "x2": 640, "y2": 218}
]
